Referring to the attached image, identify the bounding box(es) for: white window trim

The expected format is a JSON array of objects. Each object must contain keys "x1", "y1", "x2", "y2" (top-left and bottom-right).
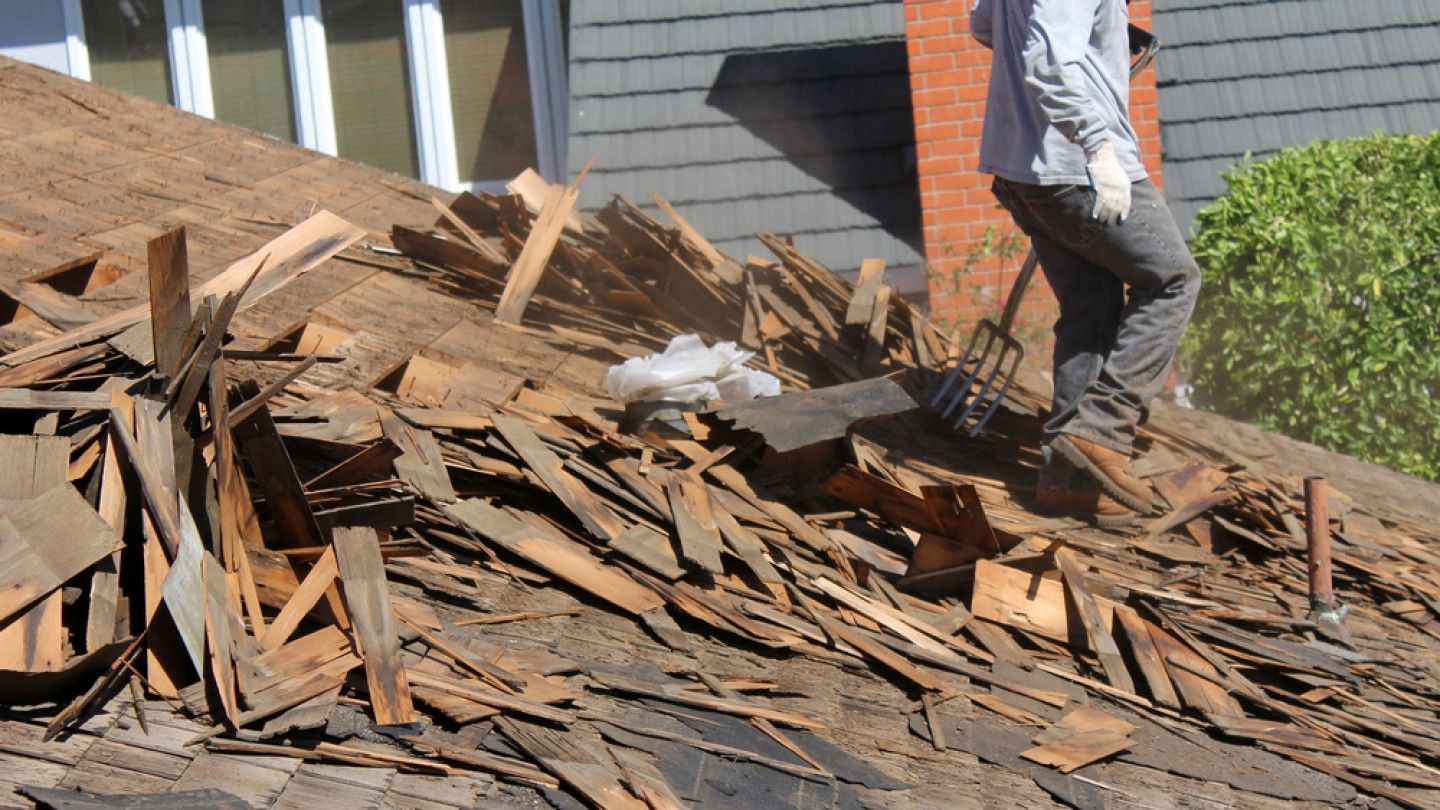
[
  {"x1": 162, "y1": 0, "x2": 214, "y2": 118},
  {"x1": 522, "y1": 0, "x2": 568, "y2": 183},
  {"x1": 59, "y1": 0, "x2": 90, "y2": 81},
  {"x1": 284, "y1": 0, "x2": 338, "y2": 156},
  {"x1": 403, "y1": 0, "x2": 460, "y2": 190}
]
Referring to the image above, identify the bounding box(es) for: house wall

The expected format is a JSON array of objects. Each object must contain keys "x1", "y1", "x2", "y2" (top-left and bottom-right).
[
  {"x1": 0, "y1": 2, "x2": 73, "y2": 76},
  {"x1": 1152, "y1": 0, "x2": 1440, "y2": 235},
  {"x1": 567, "y1": 0, "x2": 927, "y2": 293},
  {"x1": 902, "y1": 0, "x2": 1163, "y2": 339}
]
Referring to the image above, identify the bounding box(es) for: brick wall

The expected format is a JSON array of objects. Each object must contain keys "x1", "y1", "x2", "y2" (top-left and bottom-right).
[{"x1": 905, "y1": 0, "x2": 1163, "y2": 351}]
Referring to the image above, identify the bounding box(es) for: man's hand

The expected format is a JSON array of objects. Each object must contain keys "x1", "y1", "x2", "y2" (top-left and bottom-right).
[{"x1": 1086, "y1": 141, "x2": 1131, "y2": 225}]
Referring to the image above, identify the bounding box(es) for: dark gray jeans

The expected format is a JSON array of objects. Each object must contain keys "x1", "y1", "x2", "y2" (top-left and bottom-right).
[{"x1": 992, "y1": 177, "x2": 1201, "y2": 454}]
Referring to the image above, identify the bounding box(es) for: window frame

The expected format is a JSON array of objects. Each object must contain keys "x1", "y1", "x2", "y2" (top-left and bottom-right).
[
  {"x1": 59, "y1": 0, "x2": 90, "y2": 81},
  {"x1": 521, "y1": 0, "x2": 567, "y2": 185},
  {"x1": 402, "y1": 0, "x2": 459, "y2": 190},
  {"x1": 163, "y1": 0, "x2": 213, "y2": 118},
  {"x1": 284, "y1": 0, "x2": 338, "y2": 157}
]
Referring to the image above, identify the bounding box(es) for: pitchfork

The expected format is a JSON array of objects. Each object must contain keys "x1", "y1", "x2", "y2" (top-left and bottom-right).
[
  {"x1": 928, "y1": 249, "x2": 1039, "y2": 435},
  {"x1": 928, "y1": 24, "x2": 1159, "y2": 436}
]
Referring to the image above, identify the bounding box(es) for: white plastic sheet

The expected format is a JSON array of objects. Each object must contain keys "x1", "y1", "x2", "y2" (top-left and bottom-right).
[{"x1": 605, "y1": 334, "x2": 781, "y2": 404}]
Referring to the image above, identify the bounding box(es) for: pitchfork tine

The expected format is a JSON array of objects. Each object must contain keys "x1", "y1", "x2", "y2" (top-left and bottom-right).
[
  {"x1": 940, "y1": 329, "x2": 999, "y2": 418},
  {"x1": 968, "y1": 353, "x2": 1024, "y2": 436},
  {"x1": 931, "y1": 249, "x2": 1040, "y2": 433},
  {"x1": 929, "y1": 325, "x2": 988, "y2": 409},
  {"x1": 953, "y1": 336, "x2": 1011, "y2": 427}
]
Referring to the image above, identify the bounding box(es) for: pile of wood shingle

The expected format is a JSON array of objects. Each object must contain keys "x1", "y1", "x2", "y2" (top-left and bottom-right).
[{"x1": 2, "y1": 167, "x2": 1439, "y2": 810}]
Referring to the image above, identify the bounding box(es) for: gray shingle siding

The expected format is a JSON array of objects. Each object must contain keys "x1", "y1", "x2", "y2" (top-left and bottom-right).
[
  {"x1": 567, "y1": 0, "x2": 924, "y2": 291},
  {"x1": 1152, "y1": 0, "x2": 1440, "y2": 234}
]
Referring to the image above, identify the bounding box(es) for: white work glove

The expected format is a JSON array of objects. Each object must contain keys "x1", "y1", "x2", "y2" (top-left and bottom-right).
[{"x1": 1085, "y1": 141, "x2": 1132, "y2": 225}]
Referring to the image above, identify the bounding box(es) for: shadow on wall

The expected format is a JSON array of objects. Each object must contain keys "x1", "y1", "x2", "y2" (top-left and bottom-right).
[{"x1": 705, "y1": 41, "x2": 924, "y2": 255}]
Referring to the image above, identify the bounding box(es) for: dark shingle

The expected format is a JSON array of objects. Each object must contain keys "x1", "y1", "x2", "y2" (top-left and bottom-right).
[
  {"x1": 567, "y1": 0, "x2": 922, "y2": 284},
  {"x1": 1153, "y1": 0, "x2": 1440, "y2": 235}
]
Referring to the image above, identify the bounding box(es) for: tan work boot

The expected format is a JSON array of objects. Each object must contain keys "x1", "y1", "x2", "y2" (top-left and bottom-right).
[
  {"x1": 1033, "y1": 458, "x2": 1137, "y2": 528},
  {"x1": 1051, "y1": 435, "x2": 1154, "y2": 515},
  {"x1": 1034, "y1": 480, "x2": 1137, "y2": 528}
]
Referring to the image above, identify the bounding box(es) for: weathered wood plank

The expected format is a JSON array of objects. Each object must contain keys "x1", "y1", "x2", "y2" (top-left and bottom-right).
[
  {"x1": 169, "y1": 289, "x2": 244, "y2": 419},
  {"x1": 0, "y1": 435, "x2": 68, "y2": 499},
  {"x1": 844, "y1": 258, "x2": 886, "y2": 326},
  {"x1": 1, "y1": 211, "x2": 366, "y2": 369},
  {"x1": 243, "y1": 625, "x2": 353, "y2": 696},
  {"x1": 444, "y1": 499, "x2": 663, "y2": 615},
  {"x1": 304, "y1": 439, "x2": 404, "y2": 491},
  {"x1": 491, "y1": 414, "x2": 627, "y2": 541},
  {"x1": 202, "y1": 552, "x2": 240, "y2": 726},
  {"x1": 862, "y1": 284, "x2": 892, "y2": 371},
  {"x1": 1142, "y1": 617, "x2": 1244, "y2": 718},
  {"x1": 494, "y1": 172, "x2": 583, "y2": 324},
  {"x1": 710, "y1": 502, "x2": 784, "y2": 586},
  {"x1": 0, "y1": 390, "x2": 114, "y2": 411},
  {"x1": 0, "y1": 484, "x2": 121, "y2": 623},
  {"x1": 970, "y1": 558, "x2": 1115, "y2": 647},
  {"x1": 124, "y1": 395, "x2": 206, "y2": 679},
  {"x1": 381, "y1": 417, "x2": 456, "y2": 503},
  {"x1": 823, "y1": 465, "x2": 940, "y2": 534},
  {"x1": 390, "y1": 224, "x2": 506, "y2": 275},
  {"x1": 665, "y1": 473, "x2": 725, "y2": 576},
  {"x1": 1055, "y1": 549, "x2": 1135, "y2": 694},
  {"x1": 231, "y1": 380, "x2": 325, "y2": 550},
  {"x1": 1113, "y1": 604, "x2": 1181, "y2": 710},
  {"x1": 85, "y1": 436, "x2": 126, "y2": 651},
  {"x1": 258, "y1": 546, "x2": 339, "y2": 652},
  {"x1": 0, "y1": 279, "x2": 94, "y2": 331},
  {"x1": 608, "y1": 525, "x2": 686, "y2": 581},
  {"x1": 333, "y1": 526, "x2": 415, "y2": 726},
  {"x1": 147, "y1": 226, "x2": 193, "y2": 380},
  {"x1": 236, "y1": 646, "x2": 361, "y2": 727},
  {"x1": 1022, "y1": 730, "x2": 1132, "y2": 773}
]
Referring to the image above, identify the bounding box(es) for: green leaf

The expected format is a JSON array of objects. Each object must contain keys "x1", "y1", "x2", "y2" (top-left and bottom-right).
[{"x1": 1183, "y1": 133, "x2": 1440, "y2": 481}]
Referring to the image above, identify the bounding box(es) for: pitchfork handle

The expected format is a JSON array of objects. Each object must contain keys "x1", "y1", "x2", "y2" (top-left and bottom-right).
[{"x1": 996, "y1": 249, "x2": 1040, "y2": 335}]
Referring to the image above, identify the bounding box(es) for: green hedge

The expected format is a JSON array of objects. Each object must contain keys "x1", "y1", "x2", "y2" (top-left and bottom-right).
[{"x1": 1184, "y1": 133, "x2": 1440, "y2": 480}]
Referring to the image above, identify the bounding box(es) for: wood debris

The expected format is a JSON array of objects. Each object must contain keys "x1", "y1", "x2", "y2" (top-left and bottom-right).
[{"x1": 0, "y1": 167, "x2": 1437, "y2": 810}]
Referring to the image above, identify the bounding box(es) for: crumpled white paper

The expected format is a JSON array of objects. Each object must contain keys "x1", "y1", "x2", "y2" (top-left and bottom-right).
[{"x1": 605, "y1": 334, "x2": 781, "y2": 404}]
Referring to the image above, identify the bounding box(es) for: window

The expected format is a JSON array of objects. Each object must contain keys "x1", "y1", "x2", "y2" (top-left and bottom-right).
[
  {"x1": 442, "y1": 0, "x2": 537, "y2": 185},
  {"x1": 202, "y1": 0, "x2": 296, "y2": 142},
  {"x1": 323, "y1": 0, "x2": 419, "y2": 178},
  {"x1": 80, "y1": 0, "x2": 172, "y2": 105},
  {"x1": 59, "y1": 0, "x2": 570, "y2": 189}
]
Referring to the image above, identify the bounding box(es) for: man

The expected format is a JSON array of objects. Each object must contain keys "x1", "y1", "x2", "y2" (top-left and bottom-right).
[{"x1": 969, "y1": 0, "x2": 1201, "y2": 525}]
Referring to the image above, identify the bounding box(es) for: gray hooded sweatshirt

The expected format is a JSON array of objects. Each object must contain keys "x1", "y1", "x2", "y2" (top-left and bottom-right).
[{"x1": 970, "y1": 0, "x2": 1148, "y2": 186}]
